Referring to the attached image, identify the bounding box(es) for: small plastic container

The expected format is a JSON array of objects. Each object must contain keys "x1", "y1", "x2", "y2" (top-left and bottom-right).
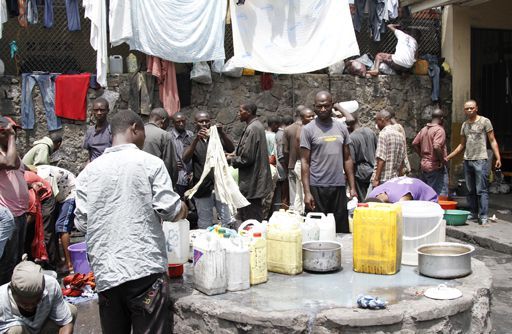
[
  {"x1": 438, "y1": 200, "x2": 457, "y2": 210},
  {"x1": 109, "y1": 55, "x2": 123, "y2": 74},
  {"x1": 168, "y1": 264, "x2": 184, "y2": 278},
  {"x1": 68, "y1": 242, "x2": 91, "y2": 274}
]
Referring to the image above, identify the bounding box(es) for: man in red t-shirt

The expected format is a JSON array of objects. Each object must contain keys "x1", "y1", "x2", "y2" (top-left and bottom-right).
[{"x1": 412, "y1": 109, "x2": 447, "y2": 195}]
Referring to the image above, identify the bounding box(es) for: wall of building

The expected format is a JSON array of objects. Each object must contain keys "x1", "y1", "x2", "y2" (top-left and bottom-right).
[
  {"x1": 442, "y1": 0, "x2": 512, "y2": 180},
  {"x1": 0, "y1": 73, "x2": 451, "y2": 179}
]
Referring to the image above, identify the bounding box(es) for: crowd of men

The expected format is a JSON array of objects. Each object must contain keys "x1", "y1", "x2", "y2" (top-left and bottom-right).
[{"x1": 0, "y1": 93, "x2": 502, "y2": 332}]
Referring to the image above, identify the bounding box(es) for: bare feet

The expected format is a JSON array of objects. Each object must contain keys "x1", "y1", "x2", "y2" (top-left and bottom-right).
[{"x1": 366, "y1": 70, "x2": 379, "y2": 76}]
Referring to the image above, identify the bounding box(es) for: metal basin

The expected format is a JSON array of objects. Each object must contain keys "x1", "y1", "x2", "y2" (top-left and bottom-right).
[
  {"x1": 302, "y1": 241, "x2": 342, "y2": 272},
  {"x1": 417, "y1": 242, "x2": 474, "y2": 279}
]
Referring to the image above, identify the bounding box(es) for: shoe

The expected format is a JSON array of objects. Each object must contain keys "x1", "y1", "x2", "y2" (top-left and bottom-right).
[{"x1": 479, "y1": 218, "x2": 488, "y2": 226}]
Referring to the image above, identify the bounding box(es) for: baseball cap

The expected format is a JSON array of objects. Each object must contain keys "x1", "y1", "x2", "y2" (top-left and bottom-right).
[{"x1": 10, "y1": 260, "x2": 45, "y2": 300}]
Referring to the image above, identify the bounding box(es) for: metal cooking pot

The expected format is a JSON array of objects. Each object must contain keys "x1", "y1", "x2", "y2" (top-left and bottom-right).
[
  {"x1": 302, "y1": 241, "x2": 342, "y2": 272},
  {"x1": 416, "y1": 242, "x2": 474, "y2": 279}
]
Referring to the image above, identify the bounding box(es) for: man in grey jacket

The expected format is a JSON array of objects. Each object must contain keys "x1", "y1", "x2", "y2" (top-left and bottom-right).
[
  {"x1": 142, "y1": 108, "x2": 179, "y2": 185},
  {"x1": 229, "y1": 103, "x2": 272, "y2": 222}
]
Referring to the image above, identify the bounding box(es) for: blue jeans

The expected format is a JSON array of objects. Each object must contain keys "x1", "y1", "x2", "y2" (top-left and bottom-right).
[
  {"x1": 65, "y1": 0, "x2": 81, "y2": 31},
  {"x1": 421, "y1": 167, "x2": 447, "y2": 196},
  {"x1": 0, "y1": 206, "x2": 15, "y2": 259},
  {"x1": 21, "y1": 73, "x2": 62, "y2": 131},
  {"x1": 464, "y1": 160, "x2": 489, "y2": 219},
  {"x1": 194, "y1": 193, "x2": 233, "y2": 229},
  {"x1": 44, "y1": 0, "x2": 54, "y2": 28},
  {"x1": 0, "y1": 215, "x2": 27, "y2": 285}
]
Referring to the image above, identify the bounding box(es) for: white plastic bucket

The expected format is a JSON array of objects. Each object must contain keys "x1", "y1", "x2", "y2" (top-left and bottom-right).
[{"x1": 398, "y1": 201, "x2": 445, "y2": 266}]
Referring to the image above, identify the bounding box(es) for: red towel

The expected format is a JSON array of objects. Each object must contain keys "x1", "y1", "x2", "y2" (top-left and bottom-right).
[{"x1": 55, "y1": 73, "x2": 91, "y2": 121}]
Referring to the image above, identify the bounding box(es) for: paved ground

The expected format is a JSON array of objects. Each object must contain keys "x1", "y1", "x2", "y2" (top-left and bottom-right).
[{"x1": 71, "y1": 193, "x2": 512, "y2": 333}]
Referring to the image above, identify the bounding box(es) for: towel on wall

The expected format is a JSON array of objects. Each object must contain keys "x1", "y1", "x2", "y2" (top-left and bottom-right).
[{"x1": 55, "y1": 73, "x2": 91, "y2": 121}]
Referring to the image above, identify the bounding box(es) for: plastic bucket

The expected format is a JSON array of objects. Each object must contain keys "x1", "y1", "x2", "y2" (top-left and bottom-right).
[
  {"x1": 398, "y1": 201, "x2": 445, "y2": 266},
  {"x1": 68, "y1": 242, "x2": 91, "y2": 274}
]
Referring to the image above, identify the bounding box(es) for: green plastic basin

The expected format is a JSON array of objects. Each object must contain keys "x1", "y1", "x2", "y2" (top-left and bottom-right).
[{"x1": 444, "y1": 210, "x2": 470, "y2": 226}]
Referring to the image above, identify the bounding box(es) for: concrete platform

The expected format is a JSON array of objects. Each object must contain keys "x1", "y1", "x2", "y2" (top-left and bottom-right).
[{"x1": 171, "y1": 235, "x2": 492, "y2": 333}]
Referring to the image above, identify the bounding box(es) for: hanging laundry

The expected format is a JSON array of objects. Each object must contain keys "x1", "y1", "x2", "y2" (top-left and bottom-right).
[
  {"x1": 147, "y1": 55, "x2": 180, "y2": 117},
  {"x1": 65, "y1": 0, "x2": 81, "y2": 31},
  {"x1": 17, "y1": 0, "x2": 27, "y2": 28},
  {"x1": 6, "y1": 0, "x2": 17, "y2": 17},
  {"x1": 21, "y1": 72, "x2": 62, "y2": 131},
  {"x1": 129, "y1": 72, "x2": 155, "y2": 115},
  {"x1": 386, "y1": 0, "x2": 398, "y2": 20},
  {"x1": 230, "y1": 0, "x2": 359, "y2": 74},
  {"x1": 26, "y1": 0, "x2": 36, "y2": 24},
  {"x1": 44, "y1": 0, "x2": 53, "y2": 28},
  {"x1": 0, "y1": 0, "x2": 8, "y2": 39},
  {"x1": 109, "y1": 0, "x2": 227, "y2": 63},
  {"x1": 55, "y1": 73, "x2": 90, "y2": 121},
  {"x1": 83, "y1": 0, "x2": 107, "y2": 87},
  {"x1": 353, "y1": 0, "x2": 386, "y2": 42}
]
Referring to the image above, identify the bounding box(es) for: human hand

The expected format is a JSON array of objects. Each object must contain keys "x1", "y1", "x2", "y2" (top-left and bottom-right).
[
  {"x1": 0, "y1": 124, "x2": 15, "y2": 136},
  {"x1": 177, "y1": 161, "x2": 183, "y2": 171},
  {"x1": 495, "y1": 159, "x2": 502, "y2": 169},
  {"x1": 304, "y1": 193, "x2": 316, "y2": 211},
  {"x1": 372, "y1": 179, "x2": 380, "y2": 188},
  {"x1": 197, "y1": 128, "x2": 209, "y2": 140},
  {"x1": 349, "y1": 188, "x2": 357, "y2": 199},
  {"x1": 217, "y1": 123, "x2": 224, "y2": 133}
]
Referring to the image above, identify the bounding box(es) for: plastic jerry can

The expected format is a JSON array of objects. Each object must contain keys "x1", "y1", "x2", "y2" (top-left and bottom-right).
[
  {"x1": 305, "y1": 213, "x2": 336, "y2": 241},
  {"x1": 249, "y1": 232, "x2": 267, "y2": 285},
  {"x1": 162, "y1": 219, "x2": 190, "y2": 265},
  {"x1": 222, "y1": 237, "x2": 250, "y2": 291},
  {"x1": 266, "y1": 220, "x2": 302, "y2": 275},
  {"x1": 193, "y1": 233, "x2": 227, "y2": 295},
  {"x1": 109, "y1": 55, "x2": 123, "y2": 74},
  {"x1": 300, "y1": 216, "x2": 319, "y2": 242},
  {"x1": 352, "y1": 203, "x2": 402, "y2": 275}
]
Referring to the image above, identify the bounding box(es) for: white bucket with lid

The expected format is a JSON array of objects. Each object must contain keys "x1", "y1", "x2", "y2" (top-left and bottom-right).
[{"x1": 398, "y1": 201, "x2": 445, "y2": 266}]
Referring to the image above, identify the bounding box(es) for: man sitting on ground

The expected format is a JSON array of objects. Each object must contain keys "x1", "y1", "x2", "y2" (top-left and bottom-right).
[
  {"x1": 366, "y1": 176, "x2": 438, "y2": 203},
  {"x1": 0, "y1": 258, "x2": 76, "y2": 334}
]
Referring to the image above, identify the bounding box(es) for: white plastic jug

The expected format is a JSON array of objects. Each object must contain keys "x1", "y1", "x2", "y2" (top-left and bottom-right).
[
  {"x1": 193, "y1": 233, "x2": 227, "y2": 295},
  {"x1": 300, "y1": 218, "x2": 319, "y2": 242},
  {"x1": 222, "y1": 237, "x2": 250, "y2": 291},
  {"x1": 109, "y1": 55, "x2": 123, "y2": 74},
  {"x1": 266, "y1": 218, "x2": 302, "y2": 275},
  {"x1": 268, "y1": 209, "x2": 301, "y2": 228},
  {"x1": 189, "y1": 229, "x2": 206, "y2": 261},
  {"x1": 238, "y1": 219, "x2": 267, "y2": 237},
  {"x1": 306, "y1": 212, "x2": 336, "y2": 241},
  {"x1": 162, "y1": 219, "x2": 190, "y2": 264}
]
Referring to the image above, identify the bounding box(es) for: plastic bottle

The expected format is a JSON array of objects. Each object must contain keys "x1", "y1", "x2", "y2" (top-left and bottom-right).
[{"x1": 249, "y1": 232, "x2": 267, "y2": 285}]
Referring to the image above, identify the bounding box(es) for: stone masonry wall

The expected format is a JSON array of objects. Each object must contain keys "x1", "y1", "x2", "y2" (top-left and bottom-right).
[{"x1": 0, "y1": 74, "x2": 451, "y2": 176}]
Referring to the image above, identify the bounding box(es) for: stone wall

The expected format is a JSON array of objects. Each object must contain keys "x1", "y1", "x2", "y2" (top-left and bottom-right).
[{"x1": 0, "y1": 73, "x2": 451, "y2": 176}]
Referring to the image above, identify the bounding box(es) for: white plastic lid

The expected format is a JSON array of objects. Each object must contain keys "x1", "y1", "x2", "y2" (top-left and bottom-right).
[{"x1": 424, "y1": 284, "x2": 462, "y2": 300}]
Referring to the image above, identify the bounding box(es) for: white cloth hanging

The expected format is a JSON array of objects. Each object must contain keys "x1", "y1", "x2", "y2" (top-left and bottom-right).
[
  {"x1": 83, "y1": 0, "x2": 107, "y2": 87},
  {"x1": 109, "y1": 0, "x2": 227, "y2": 63},
  {"x1": 0, "y1": 0, "x2": 7, "y2": 39},
  {"x1": 185, "y1": 126, "x2": 250, "y2": 215},
  {"x1": 230, "y1": 0, "x2": 359, "y2": 74}
]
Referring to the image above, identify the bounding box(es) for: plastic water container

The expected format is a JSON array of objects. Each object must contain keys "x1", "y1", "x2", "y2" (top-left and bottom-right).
[
  {"x1": 249, "y1": 232, "x2": 267, "y2": 285},
  {"x1": 238, "y1": 219, "x2": 267, "y2": 237},
  {"x1": 193, "y1": 233, "x2": 227, "y2": 295},
  {"x1": 189, "y1": 229, "x2": 207, "y2": 261},
  {"x1": 266, "y1": 216, "x2": 302, "y2": 275},
  {"x1": 300, "y1": 217, "x2": 319, "y2": 242},
  {"x1": 305, "y1": 213, "x2": 336, "y2": 241},
  {"x1": 222, "y1": 237, "x2": 250, "y2": 291},
  {"x1": 68, "y1": 242, "x2": 91, "y2": 274},
  {"x1": 126, "y1": 53, "x2": 138, "y2": 73},
  {"x1": 163, "y1": 219, "x2": 190, "y2": 265},
  {"x1": 109, "y1": 55, "x2": 123, "y2": 74},
  {"x1": 352, "y1": 203, "x2": 402, "y2": 275},
  {"x1": 397, "y1": 201, "x2": 445, "y2": 266}
]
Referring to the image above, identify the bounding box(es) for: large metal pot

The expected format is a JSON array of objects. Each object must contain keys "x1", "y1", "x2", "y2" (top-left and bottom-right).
[
  {"x1": 302, "y1": 241, "x2": 342, "y2": 272},
  {"x1": 417, "y1": 242, "x2": 474, "y2": 279}
]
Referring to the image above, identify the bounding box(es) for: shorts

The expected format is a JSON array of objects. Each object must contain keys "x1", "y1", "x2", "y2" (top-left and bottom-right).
[
  {"x1": 55, "y1": 199, "x2": 75, "y2": 233},
  {"x1": 379, "y1": 53, "x2": 411, "y2": 72}
]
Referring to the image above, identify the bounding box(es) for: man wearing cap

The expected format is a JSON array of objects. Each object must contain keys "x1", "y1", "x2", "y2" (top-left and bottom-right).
[
  {"x1": 0, "y1": 259, "x2": 76, "y2": 333},
  {"x1": 0, "y1": 117, "x2": 29, "y2": 285}
]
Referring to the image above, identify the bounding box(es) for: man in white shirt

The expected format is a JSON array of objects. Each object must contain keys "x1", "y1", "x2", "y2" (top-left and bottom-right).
[
  {"x1": 368, "y1": 24, "x2": 420, "y2": 76},
  {"x1": 75, "y1": 110, "x2": 188, "y2": 333}
]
